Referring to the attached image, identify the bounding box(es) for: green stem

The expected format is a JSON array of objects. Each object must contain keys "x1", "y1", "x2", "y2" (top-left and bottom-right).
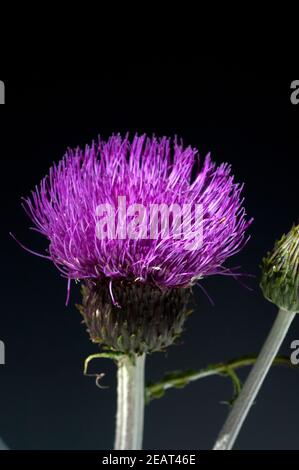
[
  {"x1": 213, "y1": 308, "x2": 296, "y2": 450},
  {"x1": 114, "y1": 354, "x2": 146, "y2": 450},
  {"x1": 145, "y1": 354, "x2": 292, "y2": 404}
]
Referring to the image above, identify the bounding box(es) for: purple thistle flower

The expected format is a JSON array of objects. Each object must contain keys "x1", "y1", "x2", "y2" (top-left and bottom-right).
[{"x1": 18, "y1": 134, "x2": 252, "y2": 296}]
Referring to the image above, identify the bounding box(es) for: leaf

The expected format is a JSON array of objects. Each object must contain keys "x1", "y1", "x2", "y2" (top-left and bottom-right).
[
  {"x1": 145, "y1": 355, "x2": 293, "y2": 404},
  {"x1": 83, "y1": 351, "x2": 124, "y2": 376},
  {"x1": 220, "y1": 366, "x2": 242, "y2": 406},
  {"x1": 83, "y1": 350, "x2": 126, "y2": 388}
]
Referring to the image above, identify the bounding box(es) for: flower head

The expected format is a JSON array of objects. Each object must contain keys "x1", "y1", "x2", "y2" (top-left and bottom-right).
[
  {"x1": 17, "y1": 134, "x2": 252, "y2": 353},
  {"x1": 260, "y1": 224, "x2": 299, "y2": 313},
  {"x1": 21, "y1": 134, "x2": 252, "y2": 291}
]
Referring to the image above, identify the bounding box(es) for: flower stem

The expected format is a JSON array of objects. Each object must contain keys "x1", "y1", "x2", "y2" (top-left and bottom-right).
[
  {"x1": 114, "y1": 353, "x2": 146, "y2": 450},
  {"x1": 213, "y1": 308, "x2": 296, "y2": 450}
]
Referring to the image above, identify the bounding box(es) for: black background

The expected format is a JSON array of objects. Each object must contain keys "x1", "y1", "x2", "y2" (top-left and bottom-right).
[{"x1": 0, "y1": 67, "x2": 298, "y2": 450}]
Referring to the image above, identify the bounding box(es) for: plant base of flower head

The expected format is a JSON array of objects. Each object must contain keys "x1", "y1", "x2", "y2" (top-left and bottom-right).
[{"x1": 77, "y1": 279, "x2": 193, "y2": 355}]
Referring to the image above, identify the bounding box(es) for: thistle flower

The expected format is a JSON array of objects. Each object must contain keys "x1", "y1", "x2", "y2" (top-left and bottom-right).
[
  {"x1": 260, "y1": 224, "x2": 299, "y2": 313},
  {"x1": 21, "y1": 134, "x2": 251, "y2": 288},
  {"x1": 18, "y1": 134, "x2": 251, "y2": 353},
  {"x1": 16, "y1": 134, "x2": 252, "y2": 451}
]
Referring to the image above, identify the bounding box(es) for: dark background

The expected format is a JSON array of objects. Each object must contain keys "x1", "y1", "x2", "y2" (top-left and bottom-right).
[{"x1": 0, "y1": 67, "x2": 298, "y2": 450}]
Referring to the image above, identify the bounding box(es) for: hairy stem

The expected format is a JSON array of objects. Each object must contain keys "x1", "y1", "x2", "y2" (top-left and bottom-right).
[
  {"x1": 213, "y1": 308, "x2": 296, "y2": 450},
  {"x1": 114, "y1": 354, "x2": 146, "y2": 450}
]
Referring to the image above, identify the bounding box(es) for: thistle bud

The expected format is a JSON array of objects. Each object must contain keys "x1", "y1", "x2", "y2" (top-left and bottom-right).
[
  {"x1": 260, "y1": 224, "x2": 299, "y2": 313},
  {"x1": 77, "y1": 280, "x2": 192, "y2": 355}
]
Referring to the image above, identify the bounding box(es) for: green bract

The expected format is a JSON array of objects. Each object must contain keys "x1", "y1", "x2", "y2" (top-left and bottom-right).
[
  {"x1": 77, "y1": 280, "x2": 192, "y2": 354},
  {"x1": 260, "y1": 224, "x2": 299, "y2": 313}
]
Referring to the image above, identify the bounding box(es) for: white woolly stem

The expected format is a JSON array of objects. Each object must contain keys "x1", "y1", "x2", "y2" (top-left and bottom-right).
[
  {"x1": 213, "y1": 308, "x2": 296, "y2": 450},
  {"x1": 114, "y1": 354, "x2": 145, "y2": 450}
]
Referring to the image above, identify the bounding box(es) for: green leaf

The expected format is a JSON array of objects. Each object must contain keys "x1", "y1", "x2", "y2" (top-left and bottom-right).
[
  {"x1": 220, "y1": 366, "x2": 242, "y2": 406},
  {"x1": 145, "y1": 355, "x2": 293, "y2": 404},
  {"x1": 83, "y1": 351, "x2": 124, "y2": 376}
]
